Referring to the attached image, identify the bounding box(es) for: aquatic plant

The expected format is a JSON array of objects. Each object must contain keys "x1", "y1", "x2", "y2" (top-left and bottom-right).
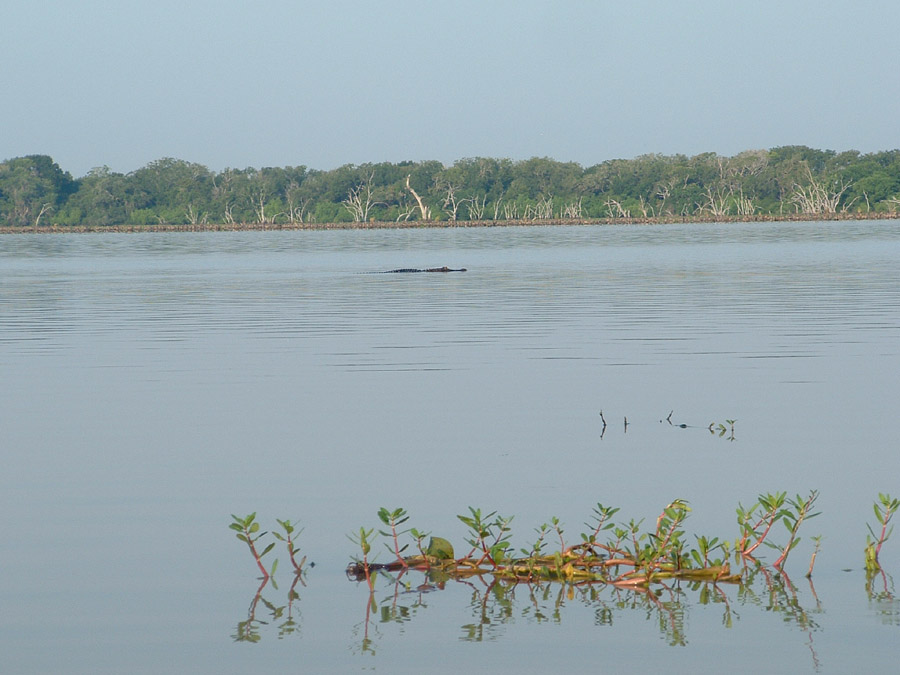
[
  {"x1": 709, "y1": 419, "x2": 737, "y2": 440},
  {"x1": 598, "y1": 410, "x2": 736, "y2": 440},
  {"x1": 344, "y1": 492, "x2": 833, "y2": 591},
  {"x1": 865, "y1": 493, "x2": 900, "y2": 573},
  {"x1": 230, "y1": 512, "x2": 277, "y2": 580},
  {"x1": 458, "y1": 507, "x2": 514, "y2": 569},
  {"x1": 230, "y1": 513, "x2": 310, "y2": 583},
  {"x1": 377, "y1": 507, "x2": 410, "y2": 568},
  {"x1": 771, "y1": 491, "x2": 820, "y2": 570},
  {"x1": 273, "y1": 518, "x2": 306, "y2": 573},
  {"x1": 347, "y1": 526, "x2": 377, "y2": 589},
  {"x1": 806, "y1": 535, "x2": 823, "y2": 578},
  {"x1": 736, "y1": 491, "x2": 787, "y2": 557}
]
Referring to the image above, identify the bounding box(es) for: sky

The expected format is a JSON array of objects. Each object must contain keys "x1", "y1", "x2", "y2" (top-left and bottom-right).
[{"x1": 3, "y1": 0, "x2": 899, "y2": 178}]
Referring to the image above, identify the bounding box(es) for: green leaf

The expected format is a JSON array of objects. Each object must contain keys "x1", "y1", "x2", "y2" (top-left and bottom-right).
[
  {"x1": 260, "y1": 542, "x2": 275, "y2": 557},
  {"x1": 426, "y1": 537, "x2": 455, "y2": 560},
  {"x1": 229, "y1": 523, "x2": 244, "y2": 532},
  {"x1": 236, "y1": 533, "x2": 249, "y2": 543}
]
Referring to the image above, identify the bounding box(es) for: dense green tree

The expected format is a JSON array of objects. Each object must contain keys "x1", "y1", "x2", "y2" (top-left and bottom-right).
[
  {"x1": 0, "y1": 155, "x2": 75, "y2": 227},
  {"x1": 4, "y1": 147, "x2": 900, "y2": 227},
  {"x1": 55, "y1": 166, "x2": 130, "y2": 227}
]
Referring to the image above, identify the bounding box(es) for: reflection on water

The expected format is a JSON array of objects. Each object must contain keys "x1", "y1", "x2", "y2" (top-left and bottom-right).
[
  {"x1": 232, "y1": 566, "x2": 828, "y2": 660},
  {"x1": 867, "y1": 570, "x2": 900, "y2": 627},
  {"x1": 233, "y1": 573, "x2": 307, "y2": 643}
]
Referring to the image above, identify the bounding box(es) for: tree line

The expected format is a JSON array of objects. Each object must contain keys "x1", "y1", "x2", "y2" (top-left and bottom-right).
[{"x1": 2, "y1": 147, "x2": 900, "y2": 228}]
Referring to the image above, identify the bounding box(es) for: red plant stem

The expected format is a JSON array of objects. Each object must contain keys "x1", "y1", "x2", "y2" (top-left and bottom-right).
[
  {"x1": 743, "y1": 513, "x2": 778, "y2": 555},
  {"x1": 246, "y1": 537, "x2": 270, "y2": 579},
  {"x1": 774, "y1": 497, "x2": 815, "y2": 570},
  {"x1": 245, "y1": 577, "x2": 268, "y2": 628},
  {"x1": 807, "y1": 548, "x2": 818, "y2": 577},
  {"x1": 289, "y1": 545, "x2": 302, "y2": 572},
  {"x1": 655, "y1": 520, "x2": 679, "y2": 555},
  {"x1": 390, "y1": 524, "x2": 408, "y2": 567},
  {"x1": 874, "y1": 505, "x2": 894, "y2": 559}
]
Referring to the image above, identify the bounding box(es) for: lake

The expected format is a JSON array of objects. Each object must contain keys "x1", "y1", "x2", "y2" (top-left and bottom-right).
[{"x1": 1, "y1": 221, "x2": 899, "y2": 673}]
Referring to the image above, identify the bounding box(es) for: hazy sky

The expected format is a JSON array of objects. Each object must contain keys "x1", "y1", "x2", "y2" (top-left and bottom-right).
[{"x1": 4, "y1": 1, "x2": 899, "y2": 177}]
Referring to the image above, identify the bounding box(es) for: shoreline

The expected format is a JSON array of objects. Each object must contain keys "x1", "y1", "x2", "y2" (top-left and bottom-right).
[{"x1": 2, "y1": 211, "x2": 898, "y2": 234}]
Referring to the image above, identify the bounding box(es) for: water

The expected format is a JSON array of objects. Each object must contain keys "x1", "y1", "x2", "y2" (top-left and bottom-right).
[{"x1": 1, "y1": 221, "x2": 899, "y2": 673}]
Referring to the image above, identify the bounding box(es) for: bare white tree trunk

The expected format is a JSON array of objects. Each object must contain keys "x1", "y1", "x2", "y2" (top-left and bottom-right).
[
  {"x1": 343, "y1": 171, "x2": 380, "y2": 222},
  {"x1": 561, "y1": 198, "x2": 582, "y2": 219},
  {"x1": 405, "y1": 175, "x2": 431, "y2": 220},
  {"x1": 637, "y1": 195, "x2": 651, "y2": 218},
  {"x1": 34, "y1": 203, "x2": 52, "y2": 227},
  {"x1": 605, "y1": 198, "x2": 630, "y2": 218},
  {"x1": 253, "y1": 190, "x2": 269, "y2": 223},
  {"x1": 223, "y1": 202, "x2": 236, "y2": 224},
  {"x1": 285, "y1": 181, "x2": 309, "y2": 223},
  {"x1": 439, "y1": 181, "x2": 463, "y2": 220},
  {"x1": 655, "y1": 183, "x2": 672, "y2": 216},
  {"x1": 185, "y1": 204, "x2": 208, "y2": 225},
  {"x1": 395, "y1": 198, "x2": 416, "y2": 221},
  {"x1": 467, "y1": 195, "x2": 487, "y2": 220},
  {"x1": 698, "y1": 185, "x2": 731, "y2": 217},
  {"x1": 733, "y1": 187, "x2": 755, "y2": 216},
  {"x1": 286, "y1": 198, "x2": 309, "y2": 224},
  {"x1": 790, "y1": 166, "x2": 852, "y2": 214}
]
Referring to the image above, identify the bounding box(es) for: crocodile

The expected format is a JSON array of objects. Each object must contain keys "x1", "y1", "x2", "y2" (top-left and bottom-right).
[{"x1": 382, "y1": 266, "x2": 467, "y2": 273}]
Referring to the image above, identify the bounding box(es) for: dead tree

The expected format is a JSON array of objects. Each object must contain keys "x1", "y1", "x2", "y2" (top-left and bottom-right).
[
  {"x1": 395, "y1": 197, "x2": 417, "y2": 222},
  {"x1": 637, "y1": 195, "x2": 652, "y2": 218},
  {"x1": 698, "y1": 185, "x2": 732, "y2": 217},
  {"x1": 438, "y1": 180, "x2": 464, "y2": 221},
  {"x1": 790, "y1": 165, "x2": 852, "y2": 214},
  {"x1": 343, "y1": 171, "x2": 381, "y2": 222},
  {"x1": 34, "y1": 203, "x2": 53, "y2": 227},
  {"x1": 534, "y1": 195, "x2": 553, "y2": 219},
  {"x1": 605, "y1": 198, "x2": 630, "y2": 218},
  {"x1": 467, "y1": 194, "x2": 487, "y2": 220},
  {"x1": 405, "y1": 175, "x2": 431, "y2": 220},
  {"x1": 185, "y1": 204, "x2": 208, "y2": 225},
  {"x1": 561, "y1": 198, "x2": 582, "y2": 219},
  {"x1": 223, "y1": 202, "x2": 236, "y2": 225},
  {"x1": 733, "y1": 187, "x2": 755, "y2": 216},
  {"x1": 492, "y1": 197, "x2": 503, "y2": 220},
  {"x1": 285, "y1": 180, "x2": 310, "y2": 223},
  {"x1": 253, "y1": 189, "x2": 271, "y2": 223}
]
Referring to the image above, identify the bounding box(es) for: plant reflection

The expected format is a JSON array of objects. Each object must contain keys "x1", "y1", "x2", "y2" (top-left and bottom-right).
[
  {"x1": 866, "y1": 569, "x2": 899, "y2": 626},
  {"x1": 232, "y1": 571, "x2": 307, "y2": 643},
  {"x1": 350, "y1": 568, "x2": 442, "y2": 655},
  {"x1": 345, "y1": 562, "x2": 823, "y2": 657}
]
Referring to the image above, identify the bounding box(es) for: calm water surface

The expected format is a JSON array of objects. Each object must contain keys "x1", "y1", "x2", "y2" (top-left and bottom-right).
[{"x1": 2, "y1": 222, "x2": 899, "y2": 673}]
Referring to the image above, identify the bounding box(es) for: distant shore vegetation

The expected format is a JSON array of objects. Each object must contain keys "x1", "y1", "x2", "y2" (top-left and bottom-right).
[{"x1": 2, "y1": 147, "x2": 900, "y2": 230}]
